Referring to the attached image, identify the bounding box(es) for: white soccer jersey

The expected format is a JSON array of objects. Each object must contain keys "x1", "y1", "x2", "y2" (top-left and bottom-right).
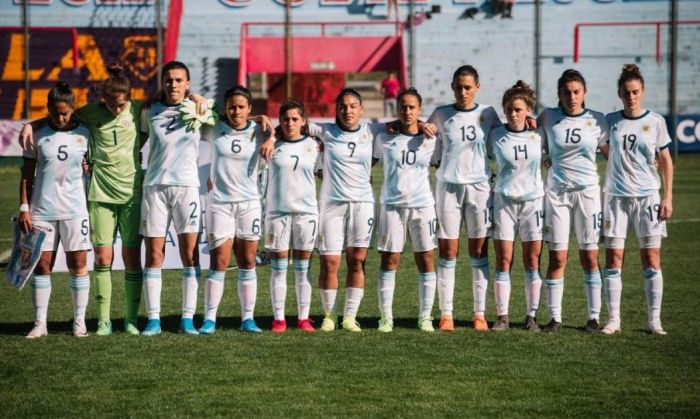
[
  {"x1": 206, "y1": 120, "x2": 265, "y2": 203},
  {"x1": 539, "y1": 107, "x2": 608, "y2": 191},
  {"x1": 142, "y1": 100, "x2": 202, "y2": 187},
  {"x1": 429, "y1": 103, "x2": 501, "y2": 185},
  {"x1": 265, "y1": 136, "x2": 320, "y2": 216},
  {"x1": 604, "y1": 110, "x2": 671, "y2": 197},
  {"x1": 25, "y1": 124, "x2": 90, "y2": 221},
  {"x1": 309, "y1": 122, "x2": 383, "y2": 204},
  {"x1": 373, "y1": 130, "x2": 436, "y2": 208},
  {"x1": 489, "y1": 125, "x2": 544, "y2": 201}
]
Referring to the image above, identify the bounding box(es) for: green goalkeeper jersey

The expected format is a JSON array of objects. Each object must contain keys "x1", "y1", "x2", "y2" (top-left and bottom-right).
[{"x1": 76, "y1": 100, "x2": 144, "y2": 204}]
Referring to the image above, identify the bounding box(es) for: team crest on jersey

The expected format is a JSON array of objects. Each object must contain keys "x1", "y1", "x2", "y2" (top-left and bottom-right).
[
  {"x1": 76, "y1": 136, "x2": 86, "y2": 145},
  {"x1": 121, "y1": 118, "x2": 132, "y2": 128},
  {"x1": 586, "y1": 120, "x2": 594, "y2": 127},
  {"x1": 642, "y1": 124, "x2": 650, "y2": 133},
  {"x1": 529, "y1": 134, "x2": 537, "y2": 141},
  {"x1": 605, "y1": 219, "x2": 612, "y2": 230},
  {"x1": 305, "y1": 146, "x2": 313, "y2": 153}
]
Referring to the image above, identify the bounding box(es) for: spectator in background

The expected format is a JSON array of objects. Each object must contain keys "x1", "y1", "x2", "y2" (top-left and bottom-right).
[{"x1": 380, "y1": 71, "x2": 400, "y2": 118}]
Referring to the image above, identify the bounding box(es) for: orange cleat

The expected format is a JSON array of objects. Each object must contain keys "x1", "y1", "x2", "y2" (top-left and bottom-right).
[
  {"x1": 472, "y1": 315, "x2": 489, "y2": 332},
  {"x1": 296, "y1": 318, "x2": 315, "y2": 333},
  {"x1": 439, "y1": 315, "x2": 455, "y2": 331}
]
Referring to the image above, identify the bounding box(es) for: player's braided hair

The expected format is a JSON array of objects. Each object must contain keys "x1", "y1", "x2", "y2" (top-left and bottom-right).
[
  {"x1": 617, "y1": 63, "x2": 644, "y2": 90},
  {"x1": 502, "y1": 80, "x2": 535, "y2": 110},
  {"x1": 48, "y1": 81, "x2": 75, "y2": 109}
]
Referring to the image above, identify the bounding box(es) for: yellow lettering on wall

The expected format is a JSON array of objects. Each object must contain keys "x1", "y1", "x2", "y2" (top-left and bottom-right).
[
  {"x1": 13, "y1": 87, "x2": 92, "y2": 119},
  {"x1": 45, "y1": 35, "x2": 109, "y2": 81},
  {"x1": 1, "y1": 34, "x2": 45, "y2": 81}
]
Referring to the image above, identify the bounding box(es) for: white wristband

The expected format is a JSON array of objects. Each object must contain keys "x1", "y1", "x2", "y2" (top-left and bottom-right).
[{"x1": 19, "y1": 204, "x2": 29, "y2": 212}]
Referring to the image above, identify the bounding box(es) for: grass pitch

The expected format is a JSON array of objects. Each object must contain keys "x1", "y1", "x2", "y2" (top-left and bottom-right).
[{"x1": 0, "y1": 156, "x2": 699, "y2": 417}]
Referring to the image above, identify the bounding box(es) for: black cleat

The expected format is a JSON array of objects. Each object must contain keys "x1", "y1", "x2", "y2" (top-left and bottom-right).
[
  {"x1": 492, "y1": 315, "x2": 510, "y2": 331},
  {"x1": 584, "y1": 319, "x2": 600, "y2": 333},
  {"x1": 524, "y1": 315, "x2": 541, "y2": 332},
  {"x1": 543, "y1": 319, "x2": 562, "y2": 333}
]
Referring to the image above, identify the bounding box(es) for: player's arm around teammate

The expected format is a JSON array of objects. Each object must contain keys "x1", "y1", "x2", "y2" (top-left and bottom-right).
[
  {"x1": 265, "y1": 99, "x2": 321, "y2": 333},
  {"x1": 139, "y1": 61, "x2": 210, "y2": 336},
  {"x1": 429, "y1": 65, "x2": 501, "y2": 332},
  {"x1": 600, "y1": 64, "x2": 674, "y2": 335},
  {"x1": 198, "y1": 86, "x2": 272, "y2": 335},
  {"x1": 20, "y1": 83, "x2": 92, "y2": 339},
  {"x1": 373, "y1": 88, "x2": 438, "y2": 333},
  {"x1": 538, "y1": 69, "x2": 610, "y2": 333},
  {"x1": 489, "y1": 81, "x2": 545, "y2": 332}
]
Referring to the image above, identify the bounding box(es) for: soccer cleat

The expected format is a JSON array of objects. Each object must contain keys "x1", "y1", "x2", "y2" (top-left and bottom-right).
[
  {"x1": 584, "y1": 319, "x2": 600, "y2": 334},
  {"x1": 492, "y1": 315, "x2": 509, "y2": 331},
  {"x1": 524, "y1": 316, "x2": 541, "y2": 332},
  {"x1": 417, "y1": 317, "x2": 435, "y2": 332},
  {"x1": 377, "y1": 317, "x2": 394, "y2": 333},
  {"x1": 543, "y1": 319, "x2": 562, "y2": 333},
  {"x1": 124, "y1": 321, "x2": 140, "y2": 336},
  {"x1": 180, "y1": 318, "x2": 200, "y2": 335},
  {"x1": 600, "y1": 321, "x2": 621, "y2": 335},
  {"x1": 438, "y1": 315, "x2": 454, "y2": 332},
  {"x1": 342, "y1": 316, "x2": 361, "y2": 332},
  {"x1": 73, "y1": 319, "x2": 89, "y2": 337},
  {"x1": 26, "y1": 321, "x2": 48, "y2": 339},
  {"x1": 472, "y1": 315, "x2": 489, "y2": 332},
  {"x1": 141, "y1": 319, "x2": 162, "y2": 336},
  {"x1": 320, "y1": 313, "x2": 337, "y2": 332},
  {"x1": 96, "y1": 321, "x2": 112, "y2": 336},
  {"x1": 271, "y1": 319, "x2": 287, "y2": 333},
  {"x1": 648, "y1": 322, "x2": 667, "y2": 336},
  {"x1": 297, "y1": 318, "x2": 315, "y2": 333},
  {"x1": 240, "y1": 318, "x2": 262, "y2": 333},
  {"x1": 198, "y1": 319, "x2": 217, "y2": 335}
]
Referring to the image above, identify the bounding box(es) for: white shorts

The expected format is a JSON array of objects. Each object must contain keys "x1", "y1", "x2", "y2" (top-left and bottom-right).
[
  {"x1": 140, "y1": 185, "x2": 202, "y2": 237},
  {"x1": 603, "y1": 192, "x2": 667, "y2": 248},
  {"x1": 544, "y1": 185, "x2": 601, "y2": 251},
  {"x1": 435, "y1": 179, "x2": 492, "y2": 240},
  {"x1": 205, "y1": 197, "x2": 262, "y2": 250},
  {"x1": 377, "y1": 205, "x2": 437, "y2": 253},
  {"x1": 33, "y1": 217, "x2": 92, "y2": 252},
  {"x1": 265, "y1": 213, "x2": 318, "y2": 252},
  {"x1": 317, "y1": 201, "x2": 375, "y2": 255},
  {"x1": 493, "y1": 194, "x2": 543, "y2": 242}
]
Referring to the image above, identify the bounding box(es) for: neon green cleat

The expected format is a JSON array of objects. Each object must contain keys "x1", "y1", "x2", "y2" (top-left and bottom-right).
[
  {"x1": 417, "y1": 317, "x2": 435, "y2": 332},
  {"x1": 377, "y1": 317, "x2": 393, "y2": 333},
  {"x1": 124, "y1": 321, "x2": 140, "y2": 336},
  {"x1": 96, "y1": 321, "x2": 112, "y2": 336},
  {"x1": 342, "y1": 316, "x2": 361, "y2": 332},
  {"x1": 320, "y1": 314, "x2": 337, "y2": 332}
]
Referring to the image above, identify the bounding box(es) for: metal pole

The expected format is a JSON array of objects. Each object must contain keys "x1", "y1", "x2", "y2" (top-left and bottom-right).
[
  {"x1": 408, "y1": 0, "x2": 415, "y2": 87},
  {"x1": 285, "y1": 1, "x2": 292, "y2": 98},
  {"x1": 670, "y1": 0, "x2": 678, "y2": 160},
  {"x1": 156, "y1": 0, "x2": 163, "y2": 88},
  {"x1": 22, "y1": 0, "x2": 30, "y2": 119},
  {"x1": 534, "y1": 0, "x2": 541, "y2": 113}
]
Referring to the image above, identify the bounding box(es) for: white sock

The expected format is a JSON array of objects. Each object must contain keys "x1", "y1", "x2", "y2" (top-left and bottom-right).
[
  {"x1": 31, "y1": 275, "x2": 51, "y2": 323},
  {"x1": 643, "y1": 268, "x2": 663, "y2": 326},
  {"x1": 204, "y1": 270, "x2": 225, "y2": 321},
  {"x1": 525, "y1": 270, "x2": 542, "y2": 317},
  {"x1": 471, "y1": 256, "x2": 489, "y2": 316},
  {"x1": 238, "y1": 268, "x2": 257, "y2": 321},
  {"x1": 70, "y1": 275, "x2": 90, "y2": 322},
  {"x1": 378, "y1": 270, "x2": 396, "y2": 320},
  {"x1": 418, "y1": 271, "x2": 437, "y2": 319},
  {"x1": 182, "y1": 266, "x2": 199, "y2": 319},
  {"x1": 494, "y1": 271, "x2": 511, "y2": 316},
  {"x1": 320, "y1": 288, "x2": 338, "y2": 315},
  {"x1": 604, "y1": 268, "x2": 622, "y2": 324},
  {"x1": 344, "y1": 287, "x2": 364, "y2": 317},
  {"x1": 143, "y1": 268, "x2": 162, "y2": 320},
  {"x1": 584, "y1": 271, "x2": 602, "y2": 321},
  {"x1": 545, "y1": 278, "x2": 564, "y2": 323},
  {"x1": 437, "y1": 258, "x2": 456, "y2": 316},
  {"x1": 270, "y1": 258, "x2": 288, "y2": 321},
  {"x1": 294, "y1": 259, "x2": 312, "y2": 320}
]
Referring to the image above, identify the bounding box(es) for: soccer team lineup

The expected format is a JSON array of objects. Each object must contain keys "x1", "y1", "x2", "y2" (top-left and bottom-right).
[{"x1": 15, "y1": 59, "x2": 674, "y2": 339}]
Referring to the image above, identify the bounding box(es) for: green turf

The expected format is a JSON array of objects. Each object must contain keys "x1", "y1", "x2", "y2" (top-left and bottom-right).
[{"x1": 0, "y1": 155, "x2": 699, "y2": 417}]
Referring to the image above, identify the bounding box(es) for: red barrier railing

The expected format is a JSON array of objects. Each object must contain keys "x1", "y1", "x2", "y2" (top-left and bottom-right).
[{"x1": 0, "y1": 27, "x2": 79, "y2": 70}]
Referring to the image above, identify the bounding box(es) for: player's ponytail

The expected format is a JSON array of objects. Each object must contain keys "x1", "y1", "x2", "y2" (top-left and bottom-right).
[
  {"x1": 502, "y1": 80, "x2": 535, "y2": 110},
  {"x1": 617, "y1": 63, "x2": 644, "y2": 90},
  {"x1": 557, "y1": 69, "x2": 587, "y2": 109},
  {"x1": 396, "y1": 87, "x2": 423, "y2": 106},
  {"x1": 47, "y1": 81, "x2": 75, "y2": 109},
  {"x1": 102, "y1": 63, "x2": 131, "y2": 100}
]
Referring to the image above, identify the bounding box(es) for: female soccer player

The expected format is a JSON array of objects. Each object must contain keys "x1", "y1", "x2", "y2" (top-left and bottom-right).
[
  {"x1": 309, "y1": 88, "x2": 384, "y2": 333},
  {"x1": 19, "y1": 82, "x2": 91, "y2": 339},
  {"x1": 429, "y1": 65, "x2": 501, "y2": 332},
  {"x1": 266, "y1": 99, "x2": 321, "y2": 333},
  {"x1": 373, "y1": 88, "x2": 437, "y2": 333},
  {"x1": 489, "y1": 81, "x2": 544, "y2": 332},
  {"x1": 601, "y1": 64, "x2": 673, "y2": 335},
  {"x1": 198, "y1": 85, "x2": 272, "y2": 335},
  {"x1": 539, "y1": 69, "x2": 609, "y2": 333}
]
